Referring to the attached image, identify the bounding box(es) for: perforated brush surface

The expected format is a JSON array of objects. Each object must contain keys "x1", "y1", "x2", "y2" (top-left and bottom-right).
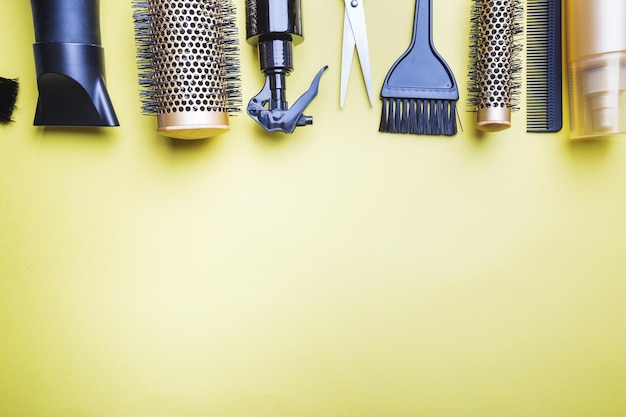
[
  {"x1": 468, "y1": 0, "x2": 523, "y2": 111},
  {"x1": 133, "y1": 0, "x2": 241, "y2": 116}
]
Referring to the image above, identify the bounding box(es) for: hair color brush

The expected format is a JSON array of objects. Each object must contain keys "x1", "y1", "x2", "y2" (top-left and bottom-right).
[
  {"x1": 29, "y1": 0, "x2": 119, "y2": 126},
  {"x1": 133, "y1": 0, "x2": 241, "y2": 139},
  {"x1": 0, "y1": 77, "x2": 19, "y2": 124},
  {"x1": 379, "y1": 0, "x2": 459, "y2": 136},
  {"x1": 468, "y1": 0, "x2": 522, "y2": 132}
]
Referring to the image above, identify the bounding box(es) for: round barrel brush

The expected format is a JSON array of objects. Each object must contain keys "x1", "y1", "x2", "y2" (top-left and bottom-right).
[
  {"x1": 133, "y1": 0, "x2": 241, "y2": 139},
  {"x1": 468, "y1": 0, "x2": 522, "y2": 132}
]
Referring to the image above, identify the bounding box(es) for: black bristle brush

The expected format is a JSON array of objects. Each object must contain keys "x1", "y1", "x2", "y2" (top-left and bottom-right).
[
  {"x1": 0, "y1": 77, "x2": 19, "y2": 123},
  {"x1": 379, "y1": 0, "x2": 459, "y2": 136},
  {"x1": 133, "y1": 0, "x2": 241, "y2": 139},
  {"x1": 468, "y1": 0, "x2": 523, "y2": 132}
]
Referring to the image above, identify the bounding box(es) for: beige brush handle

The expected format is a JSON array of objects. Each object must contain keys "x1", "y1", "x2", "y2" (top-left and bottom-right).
[
  {"x1": 157, "y1": 113, "x2": 230, "y2": 140},
  {"x1": 476, "y1": 108, "x2": 511, "y2": 132}
]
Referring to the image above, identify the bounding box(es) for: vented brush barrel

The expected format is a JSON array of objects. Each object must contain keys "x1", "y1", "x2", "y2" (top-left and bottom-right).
[
  {"x1": 29, "y1": 0, "x2": 119, "y2": 126},
  {"x1": 469, "y1": 0, "x2": 521, "y2": 132},
  {"x1": 134, "y1": 0, "x2": 241, "y2": 139}
]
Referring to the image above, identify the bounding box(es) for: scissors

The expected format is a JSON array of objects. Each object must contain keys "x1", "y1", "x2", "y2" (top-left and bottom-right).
[{"x1": 341, "y1": 0, "x2": 374, "y2": 108}]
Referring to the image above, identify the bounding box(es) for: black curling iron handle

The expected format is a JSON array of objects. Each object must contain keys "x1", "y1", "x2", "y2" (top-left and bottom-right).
[{"x1": 30, "y1": 0, "x2": 101, "y2": 45}]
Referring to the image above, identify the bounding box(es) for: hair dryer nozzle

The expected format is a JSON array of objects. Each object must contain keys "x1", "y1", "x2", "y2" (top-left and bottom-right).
[
  {"x1": 32, "y1": 43, "x2": 118, "y2": 126},
  {"x1": 30, "y1": 0, "x2": 119, "y2": 127}
]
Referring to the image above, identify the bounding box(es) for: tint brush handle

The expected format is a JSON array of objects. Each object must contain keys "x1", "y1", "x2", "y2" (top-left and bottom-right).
[{"x1": 409, "y1": 0, "x2": 433, "y2": 55}]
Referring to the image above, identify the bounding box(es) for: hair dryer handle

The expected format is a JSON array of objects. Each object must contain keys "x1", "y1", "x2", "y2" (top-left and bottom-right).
[{"x1": 30, "y1": 0, "x2": 101, "y2": 45}]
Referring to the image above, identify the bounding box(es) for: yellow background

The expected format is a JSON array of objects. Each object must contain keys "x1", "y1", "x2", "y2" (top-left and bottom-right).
[{"x1": 2, "y1": 0, "x2": 626, "y2": 416}]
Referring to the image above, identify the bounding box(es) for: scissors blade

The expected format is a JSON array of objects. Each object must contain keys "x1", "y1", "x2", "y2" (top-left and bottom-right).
[
  {"x1": 343, "y1": 0, "x2": 374, "y2": 107},
  {"x1": 340, "y1": 8, "x2": 356, "y2": 108}
]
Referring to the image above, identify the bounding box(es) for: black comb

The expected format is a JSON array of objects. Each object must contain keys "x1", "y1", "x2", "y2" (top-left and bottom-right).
[{"x1": 526, "y1": 0, "x2": 563, "y2": 133}]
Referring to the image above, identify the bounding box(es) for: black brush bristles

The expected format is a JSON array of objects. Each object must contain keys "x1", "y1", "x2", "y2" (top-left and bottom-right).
[
  {"x1": 526, "y1": 0, "x2": 562, "y2": 133},
  {"x1": 468, "y1": 0, "x2": 523, "y2": 131},
  {"x1": 380, "y1": 98, "x2": 457, "y2": 136},
  {"x1": 133, "y1": 0, "x2": 241, "y2": 138},
  {"x1": 379, "y1": 0, "x2": 459, "y2": 136},
  {"x1": 0, "y1": 77, "x2": 19, "y2": 124}
]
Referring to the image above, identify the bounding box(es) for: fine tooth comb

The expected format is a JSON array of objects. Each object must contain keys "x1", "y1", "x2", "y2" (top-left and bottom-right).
[
  {"x1": 379, "y1": 0, "x2": 459, "y2": 136},
  {"x1": 468, "y1": 0, "x2": 523, "y2": 132},
  {"x1": 133, "y1": 0, "x2": 241, "y2": 139},
  {"x1": 526, "y1": 0, "x2": 563, "y2": 133}
]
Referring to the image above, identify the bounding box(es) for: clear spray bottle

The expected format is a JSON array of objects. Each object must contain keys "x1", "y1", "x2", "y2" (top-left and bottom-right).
[{"x1": 566, "y1": 0, "x2": 626, "y2": 139}]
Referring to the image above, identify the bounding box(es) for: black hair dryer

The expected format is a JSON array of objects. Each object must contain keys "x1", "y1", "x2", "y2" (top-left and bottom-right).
[
  {"x1": 29, "y1": 0, "x2": 119, "y2": 126},
  {"x1": 246, "y1": 0, "x2": 327, "y2": 133}
]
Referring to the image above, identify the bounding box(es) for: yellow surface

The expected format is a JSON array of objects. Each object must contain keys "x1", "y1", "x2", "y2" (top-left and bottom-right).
[{"x1": 1, "y1": 1, "x2": 626, "y2": 417}]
